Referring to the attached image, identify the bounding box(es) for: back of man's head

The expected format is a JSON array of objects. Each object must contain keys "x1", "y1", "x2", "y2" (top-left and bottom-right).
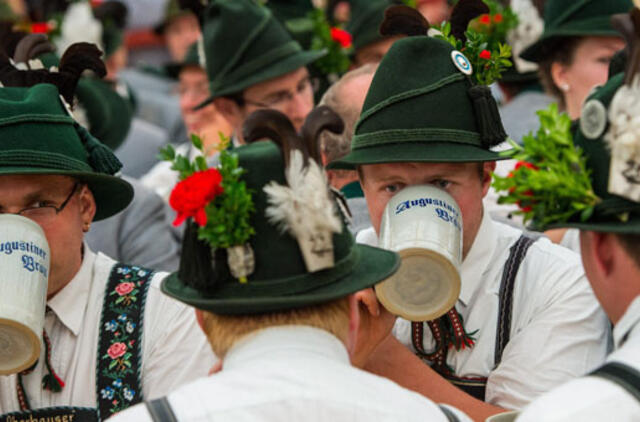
[
  {"x1": 200, "y1": 297, "x2": 351, "y2": 358},
  {"x1": 319, "y1": 64, "x2": 377, "y2": 174}
]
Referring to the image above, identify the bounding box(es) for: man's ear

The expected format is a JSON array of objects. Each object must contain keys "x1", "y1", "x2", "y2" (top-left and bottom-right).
[
  {"x1": 79, "y1": 185, "x2": 97, "y2": 225},
  {"x1": 213, "y1": 97, "x2": 242, "y2": 128},
  {"x1": 346, "y1": 293, "x2": 361, "y2": 355},
  {"x1": 195, "y1": 309, "x2": 205, "y2": 332},
  {"x1": 481, "y1": 161, "x2": 496, "y2": 197}
]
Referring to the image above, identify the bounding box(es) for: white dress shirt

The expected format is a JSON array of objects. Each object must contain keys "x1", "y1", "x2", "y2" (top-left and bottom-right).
[
  {"x1": 0, "y1": 246, "x2": 215, "y2": 413},
  {"x1": 357, "y1": 211, "x2": 609, "y2": 409},
  {"x1": 110, "y1": 325, "x2": 472, "y2": 422},
  {"x1": 517, "y1": 296, "x2": 640, "y2": 421}
]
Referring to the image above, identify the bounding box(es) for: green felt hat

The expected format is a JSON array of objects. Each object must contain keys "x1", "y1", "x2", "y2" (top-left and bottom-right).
[
  {"x1": 198, "y1": 0, "x2": 326, "y2": 103},
  {"x1": 330, "y1": 36, "x2": 508, "y2": 169},
  {"x1": 547, "y1": 73, "x2": 640, "y2": 233},
  {"x1": 520, "y1": 0, "x2": 631, "y2": 63},
  {"x1": 347, "y1": 0, "x2": 396, "y2": 52},
  {"x1": 0, "y1": 84, "x2": 133, "y2": 221},
  {"x1": 266, "y1": 0, "x2": 314, "y2": 24},
  {"x1": 162, "y1": 140, "x2": 400, "y2": 314},
  {"x1": 165, "y1": 42, "x2": 201, "y2": 80},
  {"x1": 75, "y1": 78, "x2": 133, "y2": 151}
]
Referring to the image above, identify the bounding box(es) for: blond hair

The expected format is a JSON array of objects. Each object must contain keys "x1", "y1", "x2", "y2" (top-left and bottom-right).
[{"x1": 201, "y1": 297, "x2": 351, "y2": 358}]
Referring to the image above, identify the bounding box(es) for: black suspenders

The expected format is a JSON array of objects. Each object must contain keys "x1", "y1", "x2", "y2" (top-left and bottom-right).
[
  {"x1": 145, "y1": 397, "x2": 179, "y2": 422},
  {"x1": 590, "y1": 362, "x2": 640, "y2": 403}
]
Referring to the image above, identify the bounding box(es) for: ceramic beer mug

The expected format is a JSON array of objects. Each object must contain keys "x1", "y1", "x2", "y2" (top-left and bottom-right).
[
  {"x1": 0, "y1": 214, "x2": 50, "y2": 374},
  {"x1": 376, "y1": 185, "x2": 462, "y2": 321}
]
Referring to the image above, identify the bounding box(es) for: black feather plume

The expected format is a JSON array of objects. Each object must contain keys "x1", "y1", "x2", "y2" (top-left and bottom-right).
[
  {"x1": 178, "y1": 0, "x2": 206, "y2": 25},
  {"x1": 380, "y1": 5, "x2": 430, "y2": 37},
  {"x1": 450, "y1": 0, "x2": 489, "y2": 43}
]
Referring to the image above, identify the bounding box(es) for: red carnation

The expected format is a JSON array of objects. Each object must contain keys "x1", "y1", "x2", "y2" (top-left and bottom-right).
[
  {"x1": 479, "y1": 14, "x2": 491, "y2": 25},
  {"x1": 169, "y1": 169, "x2": 224, "y2": 227},
  {"x1": 479, "y1": 50, "x2": 491, "y2": 60},
  {"x1": 493, "y1": 14, "x2": 503, "y2": 23},
  {"x1": 330, "y1": 27, "x2": 352, "y2": 48},
  {"x1": 30, "y1": 22, "x2": 51, "y2": 33},
  {"x1": 515, "y1": 161, "x2": 539, "y2": 171}
]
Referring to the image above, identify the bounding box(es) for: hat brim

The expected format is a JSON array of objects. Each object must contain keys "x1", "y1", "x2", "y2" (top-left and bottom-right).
[
  {"x1": 520, "y1": 29, "x2": 622, "y2": 63},
  {"x1": 0, "y1": 167, "x2": 133, "y2": 221},
  {"x1": 327, "y1": 142, "x2": 511, "y2": 170},
  {"x1": 196, "y1": 49, "x2": 326, "y2": 109},
  {"x1": 161, "y1": 244, "x2": 400, "y2": 314}
]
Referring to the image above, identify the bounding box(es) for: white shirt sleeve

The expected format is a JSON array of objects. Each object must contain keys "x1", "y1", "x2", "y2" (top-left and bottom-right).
[{"x1": 141, "y1": 272, "x2": 217, "y2": 400}]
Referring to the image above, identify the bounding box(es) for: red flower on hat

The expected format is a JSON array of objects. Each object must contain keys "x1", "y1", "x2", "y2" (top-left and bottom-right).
[
  {"x1": 479, "y1": 14, "x2": 491, "y2": 25},
  {"x1": 169, "y1": 169, "x2": 224, "y2": 227},
  {"x1": 479, "y1": 50, "x2": 492, "y2": 60},
  {"x1": 330, "y1": 27, "x2": 352, "y2": 48},
  {"x1": 507, "y1": 161, "x2": 539, "y2": 212},
  {"x1": 493, "y1": 14, "x2": 503, "y2": 23},
  {"x1": 30, "y1": 22, "x2": 51, "y2": 33},
  {"x1": 515, "y1": 161, "x2": 539, "y2": 171}
]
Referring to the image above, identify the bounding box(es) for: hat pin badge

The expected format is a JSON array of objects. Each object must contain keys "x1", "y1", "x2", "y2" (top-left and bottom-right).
[
  {"x1": 451, "y1": 50, "x2": 473, "y2": 76},
  {"x1": 580, "y1": 99, "x2": 607, "y2": 140}
]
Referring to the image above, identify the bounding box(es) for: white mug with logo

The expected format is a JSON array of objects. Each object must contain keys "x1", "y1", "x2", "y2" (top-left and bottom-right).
[
  {"x1": 376, "y1": 185, "x2": 462, "y2": 321},
  {"x1": 0, "y1": 214, "x2": 50, "y2": 374}
]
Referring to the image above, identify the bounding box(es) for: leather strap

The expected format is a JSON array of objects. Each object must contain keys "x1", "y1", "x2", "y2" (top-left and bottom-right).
[
  {"x1": 494, "y1": 235, "x2": 536, "y2": 367},
  {"x1": 145, "y1": 397, "x2": 178, "y2": 422},
  {"x1": 591, "y1": 362, "x2": 640, "y2": 402}
]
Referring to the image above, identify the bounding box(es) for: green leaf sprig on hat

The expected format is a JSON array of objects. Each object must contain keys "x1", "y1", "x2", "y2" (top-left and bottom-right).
[
  {"x1": 160, "y1": 134, "x2": 256, "y2": 281},
  {"x1": 492, "y1": 104, "x2": 600, "y2": 229},
  {"x1": 434, "y1": 0, "x2": 514, "y2": 86},
  {"x1": 309, "y1": 7, "x2": 352, "y2": 76}
]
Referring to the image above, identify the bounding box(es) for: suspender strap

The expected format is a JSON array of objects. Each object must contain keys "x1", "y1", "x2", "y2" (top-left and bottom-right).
[
  {"x1": 96, "y1": 264, "x2": 155, "y2": 420},
  {"x1": 590, "y1": 362, "x2": 640, "y2": 403},
  {"x1": 438, "y1": 404, "x2": 460, "y2": 422},
  {"x1": 494, "y1": 235, "x2": 536, "y2": 367},
  {"x1": 145, "y1": 397, "x2": 179, "y2": 422}
]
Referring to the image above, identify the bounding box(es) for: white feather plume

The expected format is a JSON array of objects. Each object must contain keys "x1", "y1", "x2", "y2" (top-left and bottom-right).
[
  {"x1": 55, "y1": 2, "x2": 104, "y2": 55},
  {"x1": 606, "y1": 75, "x2": 640, "y2": 161},
  {"x1": 264, "y1": 150, "x2": 342, "y2": 236},
  {"x1": 507, "y1": 0, "x2": 543, "y2": 73}
]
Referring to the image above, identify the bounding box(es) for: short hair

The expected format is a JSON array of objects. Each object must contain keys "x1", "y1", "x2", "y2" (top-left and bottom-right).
[
  {"x1": 201, "y1": 296, "x2": 351, "y2": 358},
  {"x1": 318, "y1": 64, "x2": 377, "y2": 166},
  {"x1": 616, "y1": 233, "x2": 640, "y2": 269},
  {"x1": 537, "y1": 37, "x2": 582, "y2": 110}
]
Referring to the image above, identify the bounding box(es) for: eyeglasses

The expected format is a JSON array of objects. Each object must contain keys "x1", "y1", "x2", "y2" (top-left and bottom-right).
[
  {"x1": 242, "y1": 76, "x2": 318, "y2": 110},
  {"x1": 6, "y1": 183, "x2": 81, "y2": 223}
]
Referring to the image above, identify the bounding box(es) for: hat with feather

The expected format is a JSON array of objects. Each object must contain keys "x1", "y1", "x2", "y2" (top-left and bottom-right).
[
  {"x1": 329, "y1": 0, "x2": 509, "y2": 169},
  {"x1": 0, "y1": 37, "x2": 133, "y2": 221},
  {"x1": 161, "y1": 107, "x2": 400, "y2": 314}
]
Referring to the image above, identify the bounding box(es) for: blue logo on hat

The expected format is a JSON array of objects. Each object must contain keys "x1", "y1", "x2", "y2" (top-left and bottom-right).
[{"x1": 451, "y1": 51, "x2": 473, "y2": 76}]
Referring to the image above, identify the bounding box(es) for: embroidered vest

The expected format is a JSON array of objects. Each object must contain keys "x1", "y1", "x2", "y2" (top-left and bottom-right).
[{"x1": 0, "y1": 263, "x2": 154, "y2": 422}]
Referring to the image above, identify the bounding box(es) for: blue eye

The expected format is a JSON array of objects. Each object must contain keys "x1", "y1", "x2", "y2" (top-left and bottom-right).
[
  {"x1": 384, "y1": 184, "x2": 400, "y2": 193},
  {"x1": 433, "y1": 180, "x2": 451, "y2": 189}
]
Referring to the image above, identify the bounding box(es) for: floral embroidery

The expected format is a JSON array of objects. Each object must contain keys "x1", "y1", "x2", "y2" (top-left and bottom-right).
[{"x1": 97, "y1": 264, "x2": 153, "y2": 418}]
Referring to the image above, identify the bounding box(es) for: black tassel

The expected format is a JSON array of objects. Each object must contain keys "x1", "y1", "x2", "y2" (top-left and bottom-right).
[
  {"x1": 468, "y1": 86, "x2": 507, "y2": 148},
  {"x1": 75, "y1": 123, "x2": 123, "y2": 175},
  {"x1": 178, "y1": 220, "x2": 220, "y2": 292}
]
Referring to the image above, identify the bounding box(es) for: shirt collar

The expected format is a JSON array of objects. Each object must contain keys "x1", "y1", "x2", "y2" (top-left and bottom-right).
[
  {"x1": 47, "y1": 244, "x2": 96, "y2": 336},
  {"x1": 223, "y1": 325, "x2": 350, "y2": 370},
  {"x1": 613, "y1": 295, "x2": 640, "y2": 349},
  {"x1": 459, "y1": 210, "x2": 498, "y2": 307}
]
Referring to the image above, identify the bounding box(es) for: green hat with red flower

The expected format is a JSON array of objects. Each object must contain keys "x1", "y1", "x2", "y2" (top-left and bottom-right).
[
  {"x1": 329, "y1": 2, "x2": 511, "y2": 169},
  {"x1": 493, "y1": 7, "x2": 640, "y2": 233},
  {"x1": 197, "y1": 0, "x2": 326, "y2": 105},
  {"x1": 160, "y1": 107, "x2": 400, "y2": 314}
]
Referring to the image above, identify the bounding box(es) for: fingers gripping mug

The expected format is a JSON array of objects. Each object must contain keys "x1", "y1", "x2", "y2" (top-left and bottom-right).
[
  {"x1": 0, "y1": 215, "x2": 50, "y2": 374},
  {"x1": 376, "y1": 185, "x2": 462, "y2": 322}
]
